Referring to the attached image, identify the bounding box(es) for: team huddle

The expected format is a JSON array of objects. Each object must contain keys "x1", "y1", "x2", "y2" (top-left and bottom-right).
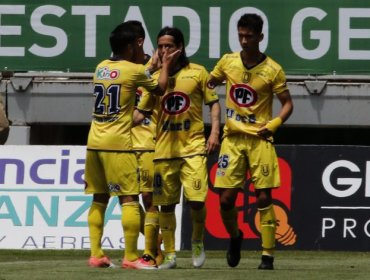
[{"x1": 83, "y1": 13, "x2": 293, "y2": 270}]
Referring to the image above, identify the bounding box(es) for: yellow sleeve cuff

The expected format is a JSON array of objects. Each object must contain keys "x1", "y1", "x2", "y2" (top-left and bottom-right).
[{"x1": 265, "y1": 117, "x2": 283, "y2": 134}]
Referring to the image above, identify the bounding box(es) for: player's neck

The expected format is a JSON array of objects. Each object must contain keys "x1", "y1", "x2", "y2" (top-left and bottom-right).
[
  {"x1": 135, "y1": 49, "x2": 146, "y2": 64},
  {"x1": 241, "y1": 50, "x2": 264, "y2": 68},
  {"x1": 110, "y1": 54, "x2": 131, "y2": 61}
]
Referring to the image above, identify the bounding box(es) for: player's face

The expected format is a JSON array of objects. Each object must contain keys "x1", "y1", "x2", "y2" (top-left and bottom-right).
[
  {"x1": 157, "y1": 35, "x2": 181, "y2": 62},
  {"x1": 238, "y1": 27, "x2": 263, "y2": 52}
]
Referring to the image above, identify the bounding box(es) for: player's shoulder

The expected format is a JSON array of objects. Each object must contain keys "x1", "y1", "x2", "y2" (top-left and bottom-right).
[
  {"x1": 216, "y1": 52, "x2": 240, "y2": 68},
  {"x1": 95, "y1": 59, "x2": 110, "y2": 69},
  {"x1": 221, "y1": 51, "x2": 240, "y2": 60},
  {"x1": 96, "y1": 59, "x2": 142, "y2": 70},
  {"x1": 187, "y1": 62, "x2": 208, "y2": 72},
  {"x1": 264, "y1": 55, "x2": 284, "y2": 72}
]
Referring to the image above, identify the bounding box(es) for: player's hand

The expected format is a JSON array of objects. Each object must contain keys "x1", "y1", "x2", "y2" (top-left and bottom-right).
[
  {"x1": 132, "y1": 109, "x2": 146, "y2": 126},
  {"x1": 257, "y1": 126, "x2": 273, "y2": 139},
  {"x1": 150, "y1": 49, "x2": 161, "y2": 73},
  {"x1": 206, "y1": 133, "x2": 220, "y2": 154},
  {"x1": 257, "y1": 117, "x2": 282, "y2": 140},
  {"x1": 161, "y1": 49, "x2": 181, "y2": 68}
]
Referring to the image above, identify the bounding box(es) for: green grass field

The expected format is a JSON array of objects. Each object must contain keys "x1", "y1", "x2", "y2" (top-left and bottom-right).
[{"x1": 0, "y1": 250, "x2": 369, "y2": 280}]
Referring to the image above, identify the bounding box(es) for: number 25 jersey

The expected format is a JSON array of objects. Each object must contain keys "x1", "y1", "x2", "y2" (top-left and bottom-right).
[{"x1": 211, "y1": 52, "x2": 288, "y2": 137}]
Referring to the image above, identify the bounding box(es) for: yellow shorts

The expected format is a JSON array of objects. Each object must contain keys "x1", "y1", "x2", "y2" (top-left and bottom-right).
[
  {"x1": 153, "y1": 155, "x2": 208, "y2": 206},
  {"x1": 136, "y1": 151, "x2": 154, "y2": 193},
  {"x1": 214, "y1": 134, "x2": 280, "y2": 189},
  {"x1": 84, "y1": 150, "x2": 139, "y2": 196}
]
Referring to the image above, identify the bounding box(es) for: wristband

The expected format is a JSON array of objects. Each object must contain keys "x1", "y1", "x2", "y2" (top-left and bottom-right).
[{"x1": 265, "y1": 117, "x2": 283, "y2": 134}]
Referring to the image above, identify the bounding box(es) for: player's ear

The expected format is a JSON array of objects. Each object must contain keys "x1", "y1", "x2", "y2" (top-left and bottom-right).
[
  {"x1": 137, "y1": 37, "x2": 144, "y2": 47},
  {"x1": 259, "y1": 33, "x2": 264, "y2": 42}
]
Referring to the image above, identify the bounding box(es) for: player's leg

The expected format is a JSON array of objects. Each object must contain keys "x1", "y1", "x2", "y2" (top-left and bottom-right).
[
  {"x1": 153, "y1": 159, "x2": 181, "y2": 269},
  {"x1": 219, "y1": 188, "x2": 244, "y2": 268},
  {"x1": 140, "y1": 191, "x2": 160, "y2": 267},
  {"x1": 101, "y1": 151, "x2": 143, "y2": 269},
  {"x1": 219, "y1": 188, "x2": 240, "y2": 237},
  {"x1": 158, "y1": 204, "x2": 177, "y2": 269},
  {"x1": 119, "y1": 195, "x2": 143, "y2": 268},
  {"x1": 84, "y1": 150, "x2": 115, "y2": 268},
  {"x1": 182, "y1": 155, "x2": 208, "y2": 268},
  {"x1": 256, "y1": 189, "x2": 276, "y2": 270},
  {"x1": 188, "y1": 201, "x2": 206, "y2": 268},
  {"x1": 138, "y1": 151, "x2": 161, "y2": 267},
  {"x1": 214, "y1": 135, "x2": 247, "y2": 267},
  {"x1": 250, "y1": 138, "x2": 280, "y2": 270}
]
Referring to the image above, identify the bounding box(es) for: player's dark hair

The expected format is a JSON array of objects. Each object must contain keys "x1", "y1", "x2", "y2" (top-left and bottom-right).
[
  {"x1": 157, "y1": 26, "x2": 189, "y2": 68},
  {"x1": 238, "y1": 13, "x2": 263, "y2": 34},
  {"x1": 125, "y1": 20, "x2": 145, "y2": 39},
  {"x1": 109, "y1": 22, "x2": 136, "y2": 55}
]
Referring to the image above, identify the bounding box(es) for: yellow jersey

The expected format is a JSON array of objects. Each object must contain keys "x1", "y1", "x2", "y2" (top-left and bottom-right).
[
  {"x1": 131, "y1": 59, "x2": 157, "y2": 151},
  {"x1": 87, "y1": 59, "x2": 158, "y2": 151},
  {"x1": 139, "y1": 63, "x2": 219, "y2": 160},
  {"x1": 211, "y1": 52, "x2": 288, "y2": 137}
]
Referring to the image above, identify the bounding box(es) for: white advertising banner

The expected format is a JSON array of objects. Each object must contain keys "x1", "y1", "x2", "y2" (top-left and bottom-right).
[{"x1": 0, "y1": 146, "x2": 183, "y2": 250}]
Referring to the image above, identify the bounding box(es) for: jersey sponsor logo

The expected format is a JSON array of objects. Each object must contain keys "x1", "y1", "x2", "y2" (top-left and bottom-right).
[
  {"x1": 229, "y1": 84, "x2": 257, "y2": 107},
  {"x1": 108, "y1": 182, "x2": 121, "y2": 192},
  {"x1": 162, "y1": 119, "x2": 191, "y2": 132},
  {"x1": 96, "y1": 67, "x2": 120, "y2": 80},
  {"x1": 162, "y1": 92, "x2": 190, "y2": 115}
]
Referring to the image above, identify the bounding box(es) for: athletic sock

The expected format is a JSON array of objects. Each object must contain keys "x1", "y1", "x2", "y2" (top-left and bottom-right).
[
  {"x1": 259, "y1": 204, "x2": 276, "y2": 254},
  {"x1": 159, "y1": 212, "x2": 176, "y2": 254},
  {"x1": 121, "y1": 201, "x2": 141, "y2": 261},
  {"x1": 143, "y1": 211, "x2": 159, "y2": 258},
  {"x1": 88, "y1": 201, "x2": 107, "y2": 258}
]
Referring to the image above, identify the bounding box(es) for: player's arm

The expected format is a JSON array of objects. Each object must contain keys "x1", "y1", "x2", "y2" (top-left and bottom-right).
[
  {"x1": 150, "y1": 49, "x2": 181, "y2": 96},
  {"x1": 206, "y1": 101, "x2": 221, "y2": 154},
  {"x1": 146, "y1": 49, "x2": 161, "y2": 75},
  {"x1": 132, "y1": 109, "x2": 146, "y2": 126},
  {"x1": 133, "y1": 90, "x2": 155, "y2": 126},
  {"x1": 257, "y1": 90, "x2": 293, "y2": 139},
  {"x1": 207, "y1": 75, "x2": 224, "y2": 90}
]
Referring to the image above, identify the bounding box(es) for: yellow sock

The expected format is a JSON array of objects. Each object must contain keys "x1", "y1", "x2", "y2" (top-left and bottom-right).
[
  {"x1": 143, "y1": 211, "x2": 159, "y2": 258},
  {"x1": 159, "y1": 212, "x2": 176, "y2": 254},
  {"x1": 121, "y1": 201, "x2": 141, "y2": 261},
  {"x1": 190, "y1": 207, "x2": 206, "y2": 242},
  {"x1": 259, "y1": 204, "x2": 276, "y2": 255},
  {"x1": 88, "y1": 202, "x2": 107, "y2": 258},
  {"x1": 220, "y1": 207, "x2": 239, "y2": 238}
]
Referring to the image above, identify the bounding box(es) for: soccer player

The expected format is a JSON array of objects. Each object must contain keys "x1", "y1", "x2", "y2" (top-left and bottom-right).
[
  {"x1": 127, "y1": 20, "x2": 163, "y2": 268},
  {"x1": 138, "y1": 26, "x2": 221, "y2": 269},
  {"x1": 208, "y1": 14, "x2": 293, "y2": 270},
  {"x1": 84, "y1": 21, "x2": 178, "y2": 269}
]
